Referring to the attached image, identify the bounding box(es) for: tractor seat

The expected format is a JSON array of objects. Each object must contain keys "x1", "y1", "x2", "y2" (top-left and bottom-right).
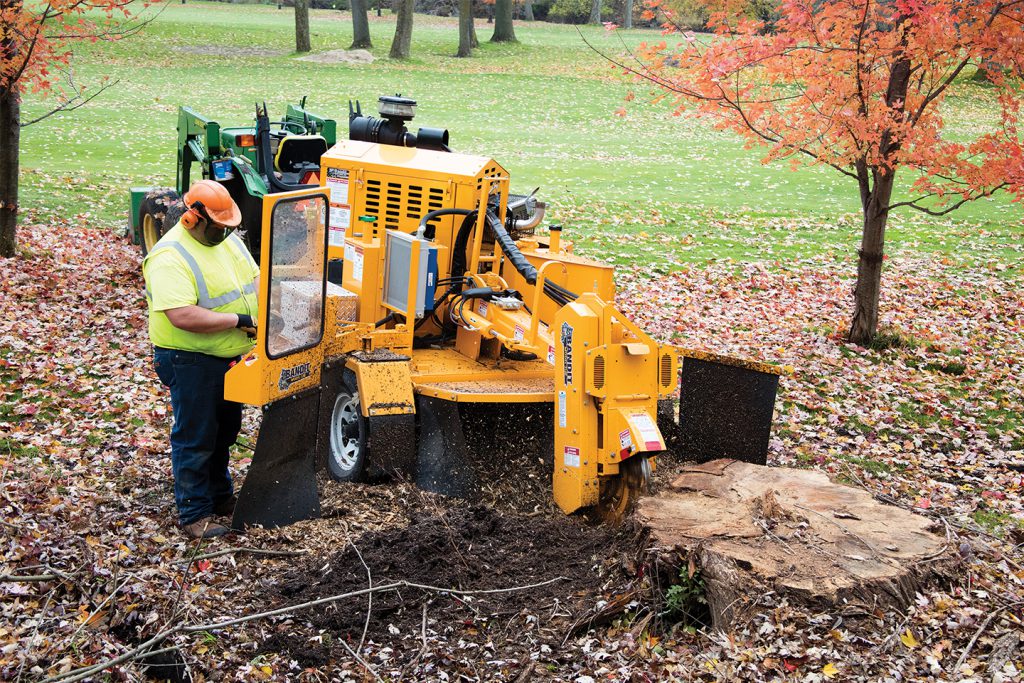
[{"x1": 274, "y1": 135, "x2": 329, "y2": 185}]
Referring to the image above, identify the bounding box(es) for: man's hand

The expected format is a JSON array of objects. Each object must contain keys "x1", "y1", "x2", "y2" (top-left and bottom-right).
[{"x1": 235, "y1": 314, "x2": 258, "y2": 338}]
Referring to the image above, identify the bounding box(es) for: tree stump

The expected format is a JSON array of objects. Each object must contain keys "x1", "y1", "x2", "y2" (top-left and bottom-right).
[{"x1": 636, "y1": 459, "x2": 956, "y2": 630}]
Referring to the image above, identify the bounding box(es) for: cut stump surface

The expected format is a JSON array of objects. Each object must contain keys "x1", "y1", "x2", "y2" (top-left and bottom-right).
[{"x1": 637, "y1": 459, "x2": 955, "y2": 629}]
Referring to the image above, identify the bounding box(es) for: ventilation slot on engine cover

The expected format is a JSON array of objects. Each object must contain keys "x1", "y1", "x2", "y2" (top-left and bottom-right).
[
  {"x1": 593, "y1": 355, "x2": 605, "y2": 390},
  {"x1": 660, "y1": 354, "x2": 673, "y2": 388}
]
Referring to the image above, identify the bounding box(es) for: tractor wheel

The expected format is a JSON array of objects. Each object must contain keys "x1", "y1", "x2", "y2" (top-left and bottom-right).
[
  {"x1": 326, "y1": 389, "x2": 369, "y2": 482},
  {"x1": 137, "y1": 188, "x2": 182, "y2": 257}
]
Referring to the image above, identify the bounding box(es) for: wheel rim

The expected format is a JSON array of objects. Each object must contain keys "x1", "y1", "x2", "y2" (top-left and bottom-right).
[
  {"x1": 329, "y1": 393, "x2": 363, "y2": 474},
  {"x1": 142, "y1": 214, "x2": 160, "y2": 252}
]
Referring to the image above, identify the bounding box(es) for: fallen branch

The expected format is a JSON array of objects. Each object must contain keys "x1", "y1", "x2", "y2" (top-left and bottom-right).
[
  {"x1": 173, "y1": 546, "x2": 308, "y2": 564},
  {"x1": 0, "y1": 573, "x2": 60, "y2": 583},
  {"x1": 44, "y1": 576, "x2": 568, "y2": 683},
  {"x1": 951, "y1": 601, "x2": 1022, "y2": 675}
]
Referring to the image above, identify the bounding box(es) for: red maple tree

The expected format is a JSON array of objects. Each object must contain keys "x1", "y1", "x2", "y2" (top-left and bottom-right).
[
  {"x1": 1, "y1": 0, "x2": 149, "y2": 257},
  {"x1": 615, "y1": 0, "x2": 1024, "y2": 345}
]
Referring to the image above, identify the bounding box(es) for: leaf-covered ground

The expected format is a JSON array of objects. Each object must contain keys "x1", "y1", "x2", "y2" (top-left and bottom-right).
[{"x1": 2, "y1": 216, "x2": 1023, "y2": 681}]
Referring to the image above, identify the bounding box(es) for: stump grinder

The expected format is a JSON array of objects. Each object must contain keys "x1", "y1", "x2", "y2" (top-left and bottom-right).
[{"x1": 132, "y1": 96, "x2": 778, "y2": 529}]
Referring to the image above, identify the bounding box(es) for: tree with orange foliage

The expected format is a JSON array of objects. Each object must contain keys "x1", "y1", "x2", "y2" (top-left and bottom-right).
[
  {"x1": 610, "y1": 0, "x2": 1024, "y2": 345},
  {"x1": 0, "y1": 0, "x2": 148, "y2": 257}
]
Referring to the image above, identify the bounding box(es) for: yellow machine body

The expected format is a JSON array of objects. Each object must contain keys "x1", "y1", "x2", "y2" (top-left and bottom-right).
[{"x1": 225, "y1": 136, "x2": 679, "y2": 524}]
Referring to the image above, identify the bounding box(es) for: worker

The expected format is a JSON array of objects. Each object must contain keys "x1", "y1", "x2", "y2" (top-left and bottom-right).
[{"x1": 143, "y1": 180, "x2": 259, "y2": 539}]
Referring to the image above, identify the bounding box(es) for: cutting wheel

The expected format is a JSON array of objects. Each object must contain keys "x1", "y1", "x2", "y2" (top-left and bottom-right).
[{"x1": 597, "y1": 455, "x2": 652, "y2": 522}]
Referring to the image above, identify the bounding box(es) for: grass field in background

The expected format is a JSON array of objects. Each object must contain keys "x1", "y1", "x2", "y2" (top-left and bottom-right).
[{"x1": 17, "y1": 2, "x2": 1022, "y2": 272}]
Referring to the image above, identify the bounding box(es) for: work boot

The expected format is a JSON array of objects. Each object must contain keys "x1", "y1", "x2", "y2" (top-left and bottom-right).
[
  {"x1": 214, "y1": 495, "x2": 237, "y2": 518},
  {"x1": 182, "y1": 516, "x2": 229, "y2": 539}
]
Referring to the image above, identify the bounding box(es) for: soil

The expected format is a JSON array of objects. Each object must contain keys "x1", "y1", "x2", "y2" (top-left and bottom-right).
[
  {"x1": 297, "y1": 48, "x2": 375, "y2": 64},
  {"x1": 259, "y1": 505, "x2": 639, "y2": 671}
]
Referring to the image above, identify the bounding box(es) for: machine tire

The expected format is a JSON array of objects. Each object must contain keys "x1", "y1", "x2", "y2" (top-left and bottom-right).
[
  {"x1": 137, "y1": 188, "x2": 182, "y2": 257},
  {"x1": 326, "y1": 388, "x2": 369, "y2": 482}
]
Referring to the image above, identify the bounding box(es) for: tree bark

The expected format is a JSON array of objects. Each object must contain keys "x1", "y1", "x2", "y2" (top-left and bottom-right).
[
  {"x1": 0, "y1": 0, "x2": 20, "y2": 258},
  {"x1": 457, "y1": 0, "x2": 474, "y2": 56},
  {"x1": 622, "y1": 0, "x2": 632, "y2": 28},
  {"x1": 491, "y1": 0, "x2": 516, "y2": 41},
  {"x1": 847, "y1": 171, "x2": 894, "y2": 346},
  {"x1": 523, "y1": 0, "x2": 534, "y2": 21},
  {"x1": 349, "y1": 0, "x2": 372, "y2": 49},
  {"x1": 389, "y1": 0, "x2": 414, "y2": 59},
  {"x1": 0, "y1": 85, "x2": 19, "y2": 258},
  {"x1": 848, "y1": 52, "x2": 910, "y2": 347},
  {"x1": 295, "y1": 0, "x2": 311, "y2": 52},
  {"x1": 588, "y1": 0, "x2": 601, "y2": 24}
]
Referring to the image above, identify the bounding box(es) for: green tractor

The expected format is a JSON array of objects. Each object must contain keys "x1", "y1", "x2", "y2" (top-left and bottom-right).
[{"x1": 128, "y1": 99, "x2": 338, "y2": 259}]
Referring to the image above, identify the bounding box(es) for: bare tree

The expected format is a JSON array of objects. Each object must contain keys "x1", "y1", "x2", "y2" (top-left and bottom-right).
[
  {"x1": 350, "y1": 0, "x2": 372, "y2": 49},
  {"x1": 457, "y1": 0, "x2": 474, "y2": 56},
  {"x1": 295, "y1": 0, "x2": 311, "y2": 52},
  {"x1": 389, "y1": 0, "x2": 414, "y2": 59},
  {"x1": 588, "y1": 0, "x2": 601, "y2": 24},
  {"x1": 491, "y1": 0, "x2": 516, "y2": 41}
]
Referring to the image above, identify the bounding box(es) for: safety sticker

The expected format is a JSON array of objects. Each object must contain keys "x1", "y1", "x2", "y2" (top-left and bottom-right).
[
  {"x1": 563, "y1": 446, "x2": 580, "y2": 468},
  {"x1": 513, "y1": 325, "x2": 525, "y2": 342},
  {"x1": 344, "y1": 244, "x2": 364, "y2": 281},
  {"x1": 329, "y1": 205, "x2": 350, "y2": 246},
  {"x1": 619, "y1": 428, "x2": 633, "y2": 458},
  {"x1": 244, "y1": 353, "x2": 258, "y2": 367},
  {"x1": 326, "y1": 167, "x2": 350, "y2": 204},
  {"x1": 629, "y1": 412, "x2": 663, "y2": 451},
  {"x1": 477, "y1": 300, "x2": 489, "y2": 317},
  {"x1": 547, "y1": 345, "x2": 556, "y2": 365},
  {"x1": 558, "y1": 390, "x2": 567, "y2": 428}
]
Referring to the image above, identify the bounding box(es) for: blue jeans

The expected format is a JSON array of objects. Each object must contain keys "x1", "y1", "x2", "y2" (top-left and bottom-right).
[{"x1": 153, "y1": 348, "x2": 241, "y2": 525}]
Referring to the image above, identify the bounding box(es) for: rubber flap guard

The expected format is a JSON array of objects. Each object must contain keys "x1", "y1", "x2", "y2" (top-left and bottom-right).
[{"x1": 232, "y1": 386, "x2": 321, "y2": 529}]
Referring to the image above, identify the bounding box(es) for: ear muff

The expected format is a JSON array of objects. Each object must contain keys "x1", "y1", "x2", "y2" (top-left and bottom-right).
[{"x1": 181, "y1": 200, "x2": 207, "y2": 229}]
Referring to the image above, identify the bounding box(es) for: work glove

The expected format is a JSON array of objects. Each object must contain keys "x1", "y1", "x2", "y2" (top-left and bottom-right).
[{"x1": 235, "y1": 314, "x2": 257, "y2": 339}]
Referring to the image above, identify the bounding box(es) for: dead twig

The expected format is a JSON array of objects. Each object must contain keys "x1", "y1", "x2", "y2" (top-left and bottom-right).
[
  {"x1": 952, "y1": 601, "x2": 1022, "y2": 675},
  {"x1": 44, "y1": 576, "x2": 568, "y2": 683},
  {"x1": 339, "y1": 638, "x2": 383, "y2": 682},
  {"x1": 172, "y1": 546, "x2": 307, "y2": 564}
]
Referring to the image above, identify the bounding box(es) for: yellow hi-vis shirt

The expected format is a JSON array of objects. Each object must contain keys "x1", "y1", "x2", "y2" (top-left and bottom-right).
[{"x1": 143, "y1": 223, "x2": 260, "y2": 358}]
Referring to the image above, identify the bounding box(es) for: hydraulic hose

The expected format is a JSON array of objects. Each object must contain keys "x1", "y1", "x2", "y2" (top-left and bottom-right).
[
  {"x1": 417, "y1": 208, "x2": 474, "y2": 240},
  {"x1": 484, "y1": 208, "x2": 579, "y2": 305}
]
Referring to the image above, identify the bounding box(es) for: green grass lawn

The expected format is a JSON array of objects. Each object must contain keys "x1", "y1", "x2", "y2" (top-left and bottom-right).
[{"x1": 17, "y1": 2, "x2": 1022, "y2": 271}]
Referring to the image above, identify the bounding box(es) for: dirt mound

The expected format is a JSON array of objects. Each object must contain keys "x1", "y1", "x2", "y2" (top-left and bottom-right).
[
  {"x1": 261, "y1": 506, "x2": 636, "y2": 668},
  {"x1": 297, "y1": 48, "x2": 374, "y2": 64}
]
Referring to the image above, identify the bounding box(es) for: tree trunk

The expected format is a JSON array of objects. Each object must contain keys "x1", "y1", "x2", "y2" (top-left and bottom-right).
[
  {"x1": 491, "y1": 0, "x2": 516, "y2": 41},
  {"x1": 389, "y1": 0, "x2": 414, "y2": 59},
  {"x1": 457, "y1": 0, "x2": 474, "y2": 57},
  {"x1": 294, "y1": 0, "x2": 311, "y2": 52},
  {"x1": 847, "y1": 171, "x2": 895, "y2": 346},
  {"x1": 588, "y1": 0, "x2": 601, "y2": 24},
  {"x1": 470, "y1": 7, "x2": 478, "y2": 47},
  {"x1": 523, "y1": 0, "x2": 534, "y2": 21},
  {"x1": 350, "y1": 0, "x2": 372, "y2": 49},
  {"x1": 0, "y1": 85, "x2": 19, "y2": 258},
  {"x1": 622, "y1": 0, "x2": 632, "y2": 28},
  {"x1": 0, "y1": 0, "x2": 20, "y2": 258}
]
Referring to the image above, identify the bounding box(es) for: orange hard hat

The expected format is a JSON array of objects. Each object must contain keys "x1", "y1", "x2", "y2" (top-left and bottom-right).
[{"x1": 183, "y1": 180, "x2": 241, "y2": 228}]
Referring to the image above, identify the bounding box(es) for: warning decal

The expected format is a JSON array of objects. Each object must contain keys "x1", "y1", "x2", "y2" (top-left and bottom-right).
[
  {"x1": 618, "y1": 428, "x2": 633, "y2": 458},
  {"x1": 563, "y1": 446, "x2": 581, "y2": 468},
  {"x1": 629, "y1": 412, "x2": 663, "y2": 451},
  {"x1": 326, "y1": 167, "x2": 350, "y2": 205}
]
